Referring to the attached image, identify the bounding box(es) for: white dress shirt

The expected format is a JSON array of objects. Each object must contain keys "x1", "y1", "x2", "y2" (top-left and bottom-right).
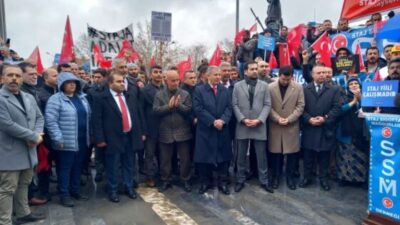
[{"x1": 109, "y1": 89, "x2": 132, "y2": 131}]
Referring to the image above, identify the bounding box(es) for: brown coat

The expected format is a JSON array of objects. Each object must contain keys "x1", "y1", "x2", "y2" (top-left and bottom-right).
[{"x1": 268, "y1": 81, "x2": 305, "y2": 154}]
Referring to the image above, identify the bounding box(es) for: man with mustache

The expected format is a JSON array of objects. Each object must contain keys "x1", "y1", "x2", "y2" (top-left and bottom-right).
[{"x1": 0, "y1": 65, "x2": 45, "y2": 225}]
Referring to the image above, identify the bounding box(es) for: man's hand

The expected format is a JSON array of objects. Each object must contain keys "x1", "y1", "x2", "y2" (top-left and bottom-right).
[
  {"x1": 174, "y1": 95, "x2": 181, "y2": 107},
  {"x1": 142, "y1": 135, "x2": 146, "y2": 141},
  {"x1": 97, "y1": 142, "x2": 107, "y2": 148},
  {"x1": 214, "y1": 119, "x2": 224, "y2": 130},
  {"x1": 374, "y1": 107, "x2": 381, "y2": 114},
  {"x1": 168, "y1": 96, "x2": 176, "y2": 109},
  {"x1": 302, "y1": 50, "x2": 310, "y2": 64},
  {"x1": 193, "y1": 118, "x2": 198, "y2": 125},
  {"x1": 278, "y1": 117, "x2": 289, "y2": 126}
]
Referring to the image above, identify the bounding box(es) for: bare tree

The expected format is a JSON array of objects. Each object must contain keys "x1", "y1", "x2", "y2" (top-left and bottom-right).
[
  {"x1": 184, "y1": 44, "x2": 207, "y2": 71},
  {"x1": 220, "y1": 38, "x2": 234, "y2": 53},
  {"x1": 74, "y1": 33, "x2": 91, "y2": 60}
]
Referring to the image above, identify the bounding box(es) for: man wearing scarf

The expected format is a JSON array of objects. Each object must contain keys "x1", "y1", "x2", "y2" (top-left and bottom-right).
[{"x1": 232, "y1": 60, "x2": 273, "y2": 193}]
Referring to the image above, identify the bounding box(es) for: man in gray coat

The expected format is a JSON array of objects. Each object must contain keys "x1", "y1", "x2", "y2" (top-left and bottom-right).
[
  {"x1": 232, "y1": 60, "x2": 273, "y2": 193},
  {"x1": 0, "y1": 65, "x2": 45, "y2": 225},
  {"x1": 153, "y1": 70, "x2": 193, "y2": 192}
]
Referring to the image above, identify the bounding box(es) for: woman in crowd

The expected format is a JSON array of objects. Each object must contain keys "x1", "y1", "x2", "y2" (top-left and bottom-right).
[
  {"x1": 45, "y1": 72, "x2": 91, "y2": 207},
  {"x1": 336, "y1": 77, "x2": 369, "y2": 186}
]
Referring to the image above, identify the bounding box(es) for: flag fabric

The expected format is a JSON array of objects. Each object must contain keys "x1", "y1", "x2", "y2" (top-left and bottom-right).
[
  {"x1": 116, "y1": 39, "x2": 140, "y2": 62},
  {"x1": 287, "y1": 24, "x2": 306, "y2": 62},
  {"x1": 92, "y1": 44, "x2": 106, "y2": 65},
  {"x1": 268, "y1": 52, "x2": 278, "y2": 69},
  {"x1": 278, "y1": 43, "x2": 291, "y2": 67},
  {"x1": 176, "y1": 55, "x2": 193, "y2": 81},
  {"x1": 310, "y1": 32, "x2": 332, "y2": 67},
  {"x1": 59, "y1": 16, "x2": 75, "y2": 64},
  {"x1": 234, "y1": 23, "x2": 258, "y2": 45},
  {"x1": 27, "y1": 46, "x2": 44, "y2": 74},
  {"x1": 150, "y1": 56, "x2": 156, "y2": 67},
  {"x1": 249, "y1": 23, "x2": 257, "y2": 33},
  {"x1": 209, "y1": 45, "x2": 222, "y2": 66},
  {"x1": 355, "y1": 43, "x2": 366, "y2": 72},
  {"x1": 99, "y1": 60, "x2": 112, "y2": 69},
  {"x1": 373, "y1": 69, "x2": 382, "y2": 81}
]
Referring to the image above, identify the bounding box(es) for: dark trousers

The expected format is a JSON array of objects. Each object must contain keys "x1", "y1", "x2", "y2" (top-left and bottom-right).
[
  {"x1": 197, "y1": 161, "x2": 230, "y2": 186},
  {"x1": 270, "y1": 152, "x2": 298, "y2": 179},
  {"x1": 55, "y1": 147, "x2": 87, "y2": 197},
  {"x1": 144, "y1": 136, "x2": 158, "y2": 179},
  {"x1": 303, "y1": 149, "x2": 330, "y2": 181},
  {"x1": 95, "y1": 146, "x2": 106, "y2": 175},
  {"x1": 105, "y1": 134, "x2": 135, "y2": 194},
  {"x1": 159, "y1": 141, "x2": 191, "y2": 182}
]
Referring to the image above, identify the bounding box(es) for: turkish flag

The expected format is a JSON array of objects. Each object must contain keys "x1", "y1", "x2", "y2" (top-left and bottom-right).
[
  {"x1": 278, "y1": 43, "x2": 291, "y2": 67},
  {"x1": 99, "y1": 60, "x2": 112, "y2": 69},
  {"x1": 177, "y1": 55, "x2": 193, "y2": 81},
  {"x1": 249, "y1": 23, "x2": 257, "y2": 33},
  {"x1": 59, "y1": 16, "x2": 75, "y2": 64},
  {"x1": 373, "y1": 69, "x2": 382, "y2": 81},
  {"x1": 355, "y1": 43, "x2": 366, "y2": 72},
  {"x1": 117, "y1": 39, "x2": 140, "y2": 62},
  {"x1": 209, "y1": 45, "x2": 222, "y2": 66},
  {"x1": 287, "y1": 24, "x2": 306, "y2": 62},
  {"x1": 268, "y1": 52, "x2": 278, "y2": 69},
  {"x1": 310, "y1": 32, "x2": 332, "y2": 67},
  {"x1": 234, "y1": 29, "x2": 247, "y2": 46},
  {"x1": 92, "y1": 44, "x2": 106, "y2": 65},
  {"x1": 27, "y1": 46, "x2": 44, "y2": 74},
  {"x1": 150, "y1": 56, "x2": 156, "y2": 67}
]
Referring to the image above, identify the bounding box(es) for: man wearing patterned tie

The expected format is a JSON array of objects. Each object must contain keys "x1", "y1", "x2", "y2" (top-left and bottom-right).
[{"x1": 92, "y1": 73, "x2": 144, "y2": 203}]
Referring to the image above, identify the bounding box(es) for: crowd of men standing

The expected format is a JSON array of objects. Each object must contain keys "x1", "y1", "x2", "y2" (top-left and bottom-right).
[{"x1": 1, "y1": 12, "x2": 400, "y2": 225}]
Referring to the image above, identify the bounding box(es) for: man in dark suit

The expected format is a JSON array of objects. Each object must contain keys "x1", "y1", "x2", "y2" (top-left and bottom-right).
[
  {"x1": 141, "y1": 65, "x2": 164, "y2": 188},
  {"x1": 299, "y1": 64, "x2": 341, "y2": 191},
  {"x1": 193, "y1": 66, "x2": 233, "y2": 195},
  {"x1": 92, "y1": 72, "x2": 144, "y2": 203}
]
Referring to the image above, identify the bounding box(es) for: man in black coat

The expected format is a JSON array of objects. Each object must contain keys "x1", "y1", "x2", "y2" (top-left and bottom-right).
[
  {"x1": 92, "y1": 73, "x2": 144, "y2": 203},
  {"x1": 193, "y1": 66, "x2": 233, "y2": 195},
  {"x1": 299, "y1": 64, "x2": 341, "y2": 191},
  {"x1": 36, "y1": 68, "x2": 58, "y2": 203},
  {"x1": 141, "y1": 65, "x2": 164, "y2": 188}
]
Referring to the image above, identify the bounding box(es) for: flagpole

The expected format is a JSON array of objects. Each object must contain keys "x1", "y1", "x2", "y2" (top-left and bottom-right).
[
  {"x1": 0, "y1": 0, "x2": 6, "y2": 42},
  {"x1": 236, "y1": 0, "x2": 239, "y2": 33}
]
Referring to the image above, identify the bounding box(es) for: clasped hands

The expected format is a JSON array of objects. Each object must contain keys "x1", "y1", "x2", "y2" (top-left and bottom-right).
[
  {"x1": 27, "y1": 133, "x2": 44, "y2": 149},
  {"x1": 168, "y1": 95, "x2": 181, "y2": 109},
  {"x1": 309, "y1": 116, "x2": 326, "y2": 126}
]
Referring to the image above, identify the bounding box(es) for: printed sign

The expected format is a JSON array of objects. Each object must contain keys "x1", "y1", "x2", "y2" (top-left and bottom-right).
[{"x1": 362, "y1": 81, "x2": 399, "y2": 107}]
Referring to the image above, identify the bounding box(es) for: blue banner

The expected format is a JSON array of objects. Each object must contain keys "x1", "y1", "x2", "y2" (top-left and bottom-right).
[
  {"x1": 331, "y1": 26, "x2": 374, "y2": 58},
  {"x1": 366, "y1": 114, "x2": 400, "y2": 222},
  {"x1": 258, "y1": 35, "x2": 275, "y2": 51},
  {"x1": 362, "y1": 81, "x2": 399, "y2": 107}
]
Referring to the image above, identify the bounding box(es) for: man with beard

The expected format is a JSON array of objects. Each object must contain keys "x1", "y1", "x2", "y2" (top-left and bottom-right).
[
  {"x1": 233, "y1": 61, "x2": 272, "y2": 193},
  {"x1": 258, "y1": 60, "x2": 273, "y2": 83},
  {"x1": 19, "y1": 62, "x2": 40, "y2": 105},
  {"x1": 379, "y1": 58, "x2": 400, "y2": 115},
  {"x1": 220, "y1": 62, "x2": 233, "y2": 89},
  {"x1": 365, "y1": 47, "x2": 385, "y2": 74},
  {"x1": 127, "y1": 63, "x2": 140, "y2": 80}
]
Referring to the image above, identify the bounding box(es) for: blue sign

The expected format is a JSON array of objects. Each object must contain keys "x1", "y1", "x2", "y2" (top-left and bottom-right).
[
  {"x1": 366, "y1": 114, "x2": 400, "y2": 222},
  {"x1": 331, "y1": 26, "x2": 374, "y2": 59},
  {"x1": 53, "y1": 53, "x2": 60, "y2": 65},
  {"x1": 362, "y1": 81, "x2": 399, "y2": 107},
  {"x1": 258, "y1": 35, "x2": 275, "y2": 51}
]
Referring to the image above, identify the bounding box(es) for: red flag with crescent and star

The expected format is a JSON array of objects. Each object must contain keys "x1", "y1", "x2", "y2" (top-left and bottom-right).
[
  {"x1": 176, "y1": 55, "x2": 193, "y2": 81},
  {"x1": 310, "y1": 32, "x2": 332, "y2": 67},
  {"x1": 27, "y1": 46, "x2": 44, "y2": 74}
]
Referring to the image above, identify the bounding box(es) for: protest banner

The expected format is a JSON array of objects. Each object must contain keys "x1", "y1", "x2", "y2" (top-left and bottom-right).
[
  {"x1": 362, "y1": 81, "x2": 399, "y2": 107},
  {"x1": 151, "y1": 11, "x2": 172, "y2": 42},
  {"x1": 87, "y1": 24, "x2": 134, "y2": 67},
  {"x1": 331, "y1": 55, "x2": 360, "y2": 75},
  {"x1": 364, "y1": 113, "x2": 400, "y2": 224},
  {"x1": 341, "y1": 0, "x2": 400, "y2": 20}
]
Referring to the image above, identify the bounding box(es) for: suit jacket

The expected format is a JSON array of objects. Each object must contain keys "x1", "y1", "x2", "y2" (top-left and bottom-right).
[
  {"x1": 92, "y1": 88, "x2": 144, "y2": 153},
  {"x1": 232, "y1": 80, "x2": 271, "y2": 140},
  {"x1": 301, "y1": 82, "x2": 341, "y2": 152},
  {"x1": 153, "y1": 88, "x2": 192, "y2": 144},
  {"x1": 268, "y1": 81, "x2": 305, "y2": 154},
  {"x1": 140, "y1": 83, "x2": 164, "y2": 139},
  {"x1": 0, "y1": 87, "x2": 44, "y2": 170},
  {"x1": 193, "y1": 83, "x2": 233, "y2": 164}
]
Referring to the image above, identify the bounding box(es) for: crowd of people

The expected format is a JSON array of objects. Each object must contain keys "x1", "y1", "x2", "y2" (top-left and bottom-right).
[{"x1": 1, "y1": 11, "x2": 400, "y2": 225}]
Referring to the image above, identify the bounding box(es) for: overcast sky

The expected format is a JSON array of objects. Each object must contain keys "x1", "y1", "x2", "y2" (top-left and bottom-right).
[{"x1": 5, "y1": 0, "x2": 342, "y2": 67}]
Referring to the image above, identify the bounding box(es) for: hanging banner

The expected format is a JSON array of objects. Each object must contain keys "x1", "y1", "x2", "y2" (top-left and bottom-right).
[
  {"x1": 87, "y1": 24, "x2": 134, "y2": 67},
  {"x1": 365, "y1": 113, "x2": 400, "y2": 222},
  {"x1": 341, "y1": 0, "x2": 400, "y2": 21}
]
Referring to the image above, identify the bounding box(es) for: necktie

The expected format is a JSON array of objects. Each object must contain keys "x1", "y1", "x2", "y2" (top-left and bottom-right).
[
  {"x1": 212, "y1": 85, "x2": 218, "y2": 96},
  {"x1": 117, "y1": 93, "x2": 130, "y2": 132},
  {"x1": 316, "y1": 84, "x2": 322, "y2": 93}
]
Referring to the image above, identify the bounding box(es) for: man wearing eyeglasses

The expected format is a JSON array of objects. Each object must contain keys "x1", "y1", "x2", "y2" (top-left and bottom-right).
[{"x1": 19, "y1": 62, "x2": 40, "y2": 105}]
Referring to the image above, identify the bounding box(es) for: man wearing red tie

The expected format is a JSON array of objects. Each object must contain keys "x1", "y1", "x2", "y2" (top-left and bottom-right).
[{"x1": 92, "y1": 73, "x2": 144, "y2": 203}]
